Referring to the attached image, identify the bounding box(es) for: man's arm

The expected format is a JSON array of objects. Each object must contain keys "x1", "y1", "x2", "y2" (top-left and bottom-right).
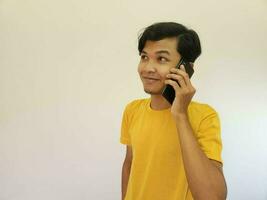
[
  {"x1": 174, "y1": 114, "x2": 227, "y2": 200},
  {"x1": 121, "y1": 145, "x2": 132, "y2": 200}
]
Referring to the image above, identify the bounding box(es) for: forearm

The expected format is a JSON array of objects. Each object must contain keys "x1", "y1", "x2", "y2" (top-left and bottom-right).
[
  {"x1": 174, "y1": 114, "x2": 226, "y2": 200},
  {"x1": 121, "y1": 161, "x2": 131, "y2": 200}
]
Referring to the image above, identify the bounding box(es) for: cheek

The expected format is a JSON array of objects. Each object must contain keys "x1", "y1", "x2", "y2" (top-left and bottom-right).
[{"x1": 158, "y1": 68, "x2": 171, "y2": 79}]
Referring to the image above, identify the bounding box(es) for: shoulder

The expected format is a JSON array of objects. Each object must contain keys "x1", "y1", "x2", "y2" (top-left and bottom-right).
[
  {"x1": 122, "y1": 98, "x2": 149, "y2": 123},
  {"x1": 189, "y1": 100, "x2": 219, "y2": 119},
  {"x1": 188, "y1": 101, "x2": 221, "y2": 135},
  {"x1": 124, "y1": 98, "x2": 149, "y2": 112}
]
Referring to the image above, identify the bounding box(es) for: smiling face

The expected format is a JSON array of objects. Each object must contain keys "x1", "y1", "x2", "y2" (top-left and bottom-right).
[{"x1": 138, "y1": 37, "x2": 181, "y2": 95}]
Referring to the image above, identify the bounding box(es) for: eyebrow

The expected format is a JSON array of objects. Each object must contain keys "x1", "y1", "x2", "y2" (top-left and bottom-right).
[{"x1": 141, "y1": 50, "x2": 171, "y2": 56}]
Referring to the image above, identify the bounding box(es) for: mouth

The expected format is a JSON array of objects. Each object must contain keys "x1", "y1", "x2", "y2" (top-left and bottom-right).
[
  {"x1": 143, "y1": 77, "x2": 160, "y2": 80},
  {"x1": 143, "y1": 77, "x2": 160, "y2": 84}
]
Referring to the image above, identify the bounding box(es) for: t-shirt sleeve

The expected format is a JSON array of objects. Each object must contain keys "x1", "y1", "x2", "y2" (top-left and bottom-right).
[
  {"x1": 120, "y1": 104, "x2": 132, "y2": 145},
  {"x1": 197, "y1": 105, "x2": 223, "y2": 163}
]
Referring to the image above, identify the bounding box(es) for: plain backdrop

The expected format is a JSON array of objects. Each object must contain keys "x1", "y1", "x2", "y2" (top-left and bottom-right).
[{"x1": 1, "y1": 0, "x2": 267, "y2": 199}]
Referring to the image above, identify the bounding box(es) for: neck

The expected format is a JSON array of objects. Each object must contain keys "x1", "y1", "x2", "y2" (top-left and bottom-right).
[{"x1": 150, "y1": 94, "x2": 171, "y2": 110}]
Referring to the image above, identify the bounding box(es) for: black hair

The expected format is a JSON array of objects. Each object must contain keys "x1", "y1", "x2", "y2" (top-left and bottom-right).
[{"x1": 138, "y1": 22, "x2": 201, "y2": 63}]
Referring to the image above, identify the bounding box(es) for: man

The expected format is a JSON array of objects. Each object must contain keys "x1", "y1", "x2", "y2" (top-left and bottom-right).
[{"x1": 120, "y1": 22, "x2": 227, "y2": 200}]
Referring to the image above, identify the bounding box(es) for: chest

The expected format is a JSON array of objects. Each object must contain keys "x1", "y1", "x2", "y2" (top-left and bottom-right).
[{"x1": 129, "y1": 113, "x2": 182, "y2": 159}]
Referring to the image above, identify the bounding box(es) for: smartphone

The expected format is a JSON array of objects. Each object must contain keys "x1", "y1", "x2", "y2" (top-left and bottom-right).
[{"x1": 161, "y1": 58, "x2": 194, "y2": 104}]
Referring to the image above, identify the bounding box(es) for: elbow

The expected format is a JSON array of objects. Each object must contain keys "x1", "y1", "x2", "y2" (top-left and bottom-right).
[
  {"x1": 213, "y1": 192, "x2": 227, "y2": 200},
  {"x1": 195, "y1": 181, "x2": 227, "y2": 200},
  {"x1": 211, "y1": 184, "x2": 228, "y2": 200},
  {"x1": 196, "y1": 192, "x2": 226, "y2": 200},
  {"x1": 209, "y1": 182, "x2": 227, "y2": 200}
]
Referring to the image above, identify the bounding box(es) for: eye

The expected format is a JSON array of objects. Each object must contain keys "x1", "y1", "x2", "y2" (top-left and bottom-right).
[
  {"x1": 158, "y1": 57, "x2": 168, "y2": 63},
  {"x1": 140, "y1": 55, "x2": 148, "y2": 61}
]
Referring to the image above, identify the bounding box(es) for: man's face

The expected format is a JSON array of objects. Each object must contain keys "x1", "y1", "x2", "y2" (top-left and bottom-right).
[{"x1": 138, "y1": 37, "x2": 181, "y2": 95}]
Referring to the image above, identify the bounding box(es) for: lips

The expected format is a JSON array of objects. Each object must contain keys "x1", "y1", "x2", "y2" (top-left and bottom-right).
[
  {"x1": 143, "y1": 77, "x2": 159, "y2": 80},
  {"x1": 143, "y1": 77, "x2": 160, "y2": 85}
]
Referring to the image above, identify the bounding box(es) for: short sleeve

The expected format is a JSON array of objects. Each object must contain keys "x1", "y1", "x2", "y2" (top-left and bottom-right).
[
  {"x1": 197, "y1": 105, "x2": 223, "y2": 163},
  {"x1": 120, "y1": 104, "x2": 132, "y2": 145}
]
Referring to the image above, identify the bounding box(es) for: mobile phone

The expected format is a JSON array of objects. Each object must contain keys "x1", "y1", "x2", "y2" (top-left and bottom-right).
[{"x1": 161, "y1": 58, "x2": 194, "y2": 105}]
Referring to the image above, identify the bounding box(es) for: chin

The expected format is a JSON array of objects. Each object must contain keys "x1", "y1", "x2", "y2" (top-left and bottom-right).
[
  {"x1": 144, "y1": 88, "x2": 163, "y2": 95},
  {"x1": 142, "y1": 82, "x2": 165, "y2": 94}
]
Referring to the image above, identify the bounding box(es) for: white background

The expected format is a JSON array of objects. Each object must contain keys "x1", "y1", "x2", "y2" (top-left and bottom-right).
[{"x1": 0, "y1": 0, "x2": 267, "y2": 199}]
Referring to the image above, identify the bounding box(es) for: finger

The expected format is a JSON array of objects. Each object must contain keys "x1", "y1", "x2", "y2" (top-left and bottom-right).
[
  {"x1": 181, "y1": 66, "x2": 192, "y2": 87},
  {"x1": 181, "y1": 65, "x2": 194, "y2": 88},
  {"x1": 180, "y1": 64, "x2": 186, "y2": 72},
  {"x1": 166, "y1": 73, "x2": 186, "y2": 88},
  {"x1": 170, "y1": 66, "x2": 189, "y2": 80},
  {"x1": 170, "y1": 66, "x2": 190, "y2": 86},
  {"x1": 164, "y1": 79, "x2": 181, "y2": 92}
]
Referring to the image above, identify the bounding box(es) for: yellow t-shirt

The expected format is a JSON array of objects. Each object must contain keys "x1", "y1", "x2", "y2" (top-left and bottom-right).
[{"x1": 120, "y1": 98, "x2": 223, "y2": 200}]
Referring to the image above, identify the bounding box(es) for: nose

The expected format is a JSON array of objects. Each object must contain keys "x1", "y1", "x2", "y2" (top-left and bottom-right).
[{"x1": 144, "y1": 60, "x2": 156, "y2": 73}]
